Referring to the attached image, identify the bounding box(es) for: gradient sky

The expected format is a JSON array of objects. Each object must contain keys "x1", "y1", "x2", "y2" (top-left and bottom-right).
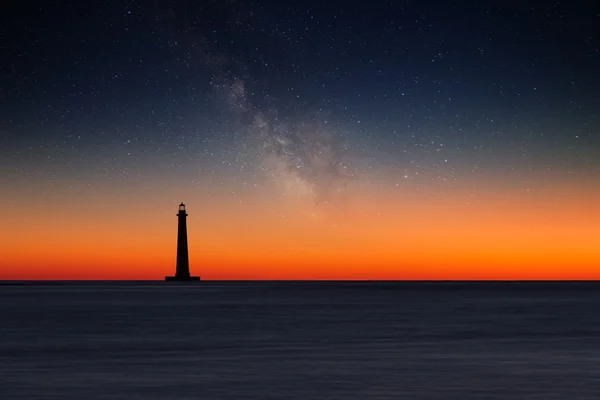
[{"x1": 1, "y1": 0, "x2": 599, "y2": 279}]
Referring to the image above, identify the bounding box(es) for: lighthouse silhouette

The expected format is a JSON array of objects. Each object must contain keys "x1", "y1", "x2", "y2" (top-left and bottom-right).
[{"x1": 165, "y1": 203, "x2": 201, "y2": 281}]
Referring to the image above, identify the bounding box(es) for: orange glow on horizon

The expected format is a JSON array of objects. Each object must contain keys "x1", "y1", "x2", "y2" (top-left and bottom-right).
[{"x1": 1, "y1": 176, "x2": 599, "y2": 280}]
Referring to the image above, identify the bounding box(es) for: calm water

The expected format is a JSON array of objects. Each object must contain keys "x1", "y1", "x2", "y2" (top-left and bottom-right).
[{"x1": 2, "y1": 281, "x2": 600, "y2": 399}]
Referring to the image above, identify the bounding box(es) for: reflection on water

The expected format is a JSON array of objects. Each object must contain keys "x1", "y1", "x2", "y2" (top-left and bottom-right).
[{"x1": 1, "y1": 281, "x2": 600, "y2": 399}]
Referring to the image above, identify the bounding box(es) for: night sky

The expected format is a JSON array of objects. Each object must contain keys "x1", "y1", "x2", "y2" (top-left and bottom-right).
[{"x1": 2, "y1": 1, "x2": 599, "y2": 279}]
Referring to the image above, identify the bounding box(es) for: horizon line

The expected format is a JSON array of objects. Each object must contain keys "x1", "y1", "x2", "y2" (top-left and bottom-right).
[{"x1": 3, "y1": 279, "x2": 600, "y2": 283}]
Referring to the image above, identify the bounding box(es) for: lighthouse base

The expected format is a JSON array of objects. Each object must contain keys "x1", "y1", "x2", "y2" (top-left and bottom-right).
[{"x1": 165, "y1": 276, "x2": 201, "y2": 281}]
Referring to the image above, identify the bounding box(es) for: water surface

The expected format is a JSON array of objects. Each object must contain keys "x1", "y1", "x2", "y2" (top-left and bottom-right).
[{"x1": 1, "y1": 281, "x2": 600, "y2": 399}]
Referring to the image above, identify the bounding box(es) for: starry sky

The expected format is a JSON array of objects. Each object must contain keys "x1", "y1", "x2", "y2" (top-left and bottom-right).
[{"x1": 1, "y1": 0, "x2": 599, "y2": 279}]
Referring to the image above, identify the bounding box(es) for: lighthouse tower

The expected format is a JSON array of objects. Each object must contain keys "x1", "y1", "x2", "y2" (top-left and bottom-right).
[{"x1": 165, "y1": 203, "x2": 200, "y2": 281}]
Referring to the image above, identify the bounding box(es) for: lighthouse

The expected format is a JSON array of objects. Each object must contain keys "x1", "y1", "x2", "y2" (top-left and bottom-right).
[{"x1": 165, "y1": 203, "x2": 200, "y2": 281}]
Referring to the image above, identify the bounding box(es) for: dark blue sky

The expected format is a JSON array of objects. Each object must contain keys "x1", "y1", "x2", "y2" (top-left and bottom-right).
[{"x1": 2, "y1": 0, "x2": 599, "y2": 187}]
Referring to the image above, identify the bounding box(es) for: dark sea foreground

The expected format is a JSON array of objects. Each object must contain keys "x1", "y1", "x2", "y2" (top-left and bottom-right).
[{"x1": 2, "y1": 281, "x2": 600, "y2": 399}]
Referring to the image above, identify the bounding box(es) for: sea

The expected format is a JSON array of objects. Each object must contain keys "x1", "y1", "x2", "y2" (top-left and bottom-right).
[{"x1": 1, "y1": 281, "x2": 600, "y2": 399}]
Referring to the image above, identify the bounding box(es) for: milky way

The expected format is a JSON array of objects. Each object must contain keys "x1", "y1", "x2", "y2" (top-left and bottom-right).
[{"x1": 158, "y1": 0, "x2": 357, "y2": 204}]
